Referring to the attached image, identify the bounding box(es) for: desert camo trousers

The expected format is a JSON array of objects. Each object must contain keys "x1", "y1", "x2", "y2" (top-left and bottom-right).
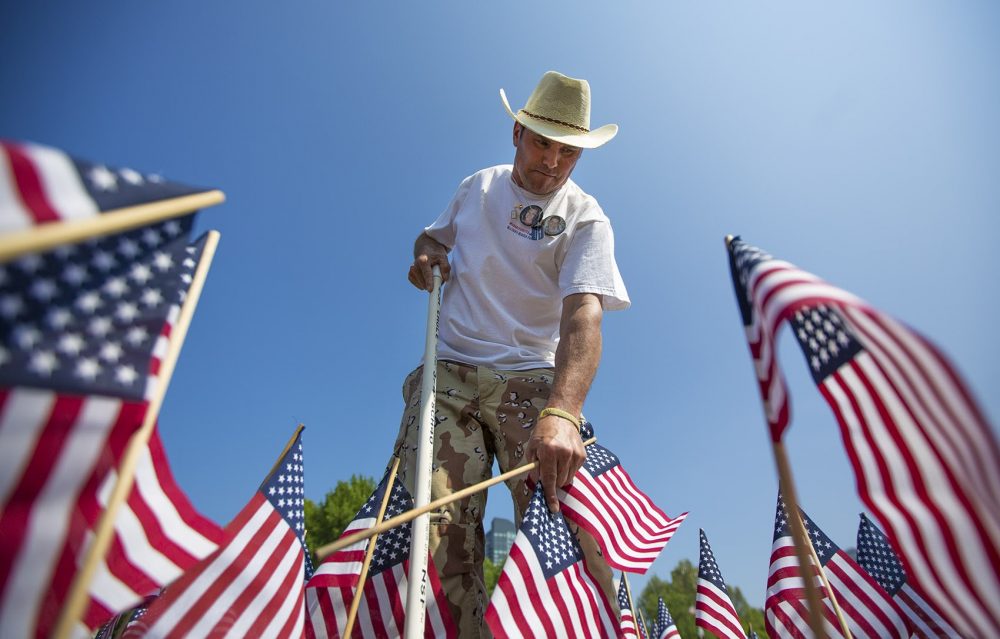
[{"x1": 389, "y1": 359, "x2": 619, "y2": 638}]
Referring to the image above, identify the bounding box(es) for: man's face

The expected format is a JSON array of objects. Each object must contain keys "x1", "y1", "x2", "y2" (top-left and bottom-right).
[{"x1": 511, "y1": 123, "x2": 582, "y2": 196}]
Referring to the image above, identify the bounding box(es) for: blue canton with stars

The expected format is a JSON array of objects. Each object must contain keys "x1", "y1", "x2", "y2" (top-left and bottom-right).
[
  {"x1": 581, "y1": 443, "x2": 620, "y2": 478},
  {"x1": 69, "y1": 153, "x2": 208, "y2": 213},
  {"x1": 357, "y1": 474, "x2": 417, "y2": 577},
  {"x1": 0, "y1": 216, "x2": 202, "y2": 400},
  {"x1": 772, "y1": 494, "x2": 838, "y2": 565},
  {"x1": 617, "y1": 578, "x2": 631, "y2": 611},
  {"x1": 262, "y1": 431, "x2": 307, "y2": 550},
  {"x1": 856, "y1": 513, "x2": 907, "y2": 596},
  {"x1": 521, "y1": 482, "x2": 584, "y2": 580},
  {"x1": 656, "y1": 597, "x2": 675, "y2": 637},
  {"x1": 698, "y1": 528, "x2": 732, "y2": 593},
  {"x1": 790, "y1": 305, "x2": 863, "y2": 384},
  {"x1": 727, "y1": 236, "x2": 773, "y2": 327}
]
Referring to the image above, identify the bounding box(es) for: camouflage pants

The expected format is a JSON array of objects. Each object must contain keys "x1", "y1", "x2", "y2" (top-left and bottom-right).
[{"x1": 389, "y1": 360, "x2": 618, "y2": 638}]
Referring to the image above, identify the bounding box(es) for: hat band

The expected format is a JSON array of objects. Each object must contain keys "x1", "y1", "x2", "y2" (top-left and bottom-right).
[{"x1": 519, "y1": 109, "x2": 590, "y2": 133}]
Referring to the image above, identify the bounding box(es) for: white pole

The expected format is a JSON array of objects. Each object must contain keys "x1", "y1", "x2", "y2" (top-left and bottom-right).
[{"x1": 404, "y1": 265, "x2": 442, "y2": 639}]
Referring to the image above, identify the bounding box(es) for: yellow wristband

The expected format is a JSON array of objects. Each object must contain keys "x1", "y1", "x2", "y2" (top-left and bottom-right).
[{"x1": 539, "y1": 407, "x2": 581, "y2": 430}]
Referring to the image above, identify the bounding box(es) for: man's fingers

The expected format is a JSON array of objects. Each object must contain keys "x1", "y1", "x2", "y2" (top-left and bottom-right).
[{"x1": 540, "y1": 455, "x2": 560, "y2": 512}]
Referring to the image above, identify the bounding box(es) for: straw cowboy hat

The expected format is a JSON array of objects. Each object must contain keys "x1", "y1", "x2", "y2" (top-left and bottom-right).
[{"x1": 501, "y1": 71, "x2": 618, "y2": 149}]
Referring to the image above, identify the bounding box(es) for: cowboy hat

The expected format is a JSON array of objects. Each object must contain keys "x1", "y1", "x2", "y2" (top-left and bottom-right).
[{"x1": 501, "y1": 70, "x2": 618, "y2": 149}]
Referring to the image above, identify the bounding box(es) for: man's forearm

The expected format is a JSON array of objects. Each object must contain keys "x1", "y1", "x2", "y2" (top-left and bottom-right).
[{"x1": 546, "y1": 293, "x2": 603, "y2": 417}]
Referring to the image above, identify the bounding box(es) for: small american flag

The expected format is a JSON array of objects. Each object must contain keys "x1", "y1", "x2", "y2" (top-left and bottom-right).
[
  {"x1": 856, "y1": 513, "x2": 960, "y2": 638},
  {"x1": 0, "y1": 140, "x2": 208, "y2": 232},
  {"x1": 485, "y1": 482, "x2": 621, "y2": 638},
  {"x1": 654, "y1": 597, "x2": 679, "y2": 639},
  {"x1": 765, "y1": 494, "x2": 907, "y2": 639},
  {"x1": 0, "y1": 216, "x2": 217, "y2": 637},
  {"x1": 728, "y1": 237, "x2": 1000, "y2": 636},
  {"x1": 557, "y1": 422, "x2": 687, "y2": 574},
  {"x1": 617, "y1": 578, "x2": 639, "y2": 639},
  {"x1": 126, "y1": 429, "x2": 309, "y2": 637},
  {"x1": 304, "y1": 468, "x2": 455, "y2": 638},
  {"x1": 696, "y1": 529, "x2": 747, "y2": 639}
]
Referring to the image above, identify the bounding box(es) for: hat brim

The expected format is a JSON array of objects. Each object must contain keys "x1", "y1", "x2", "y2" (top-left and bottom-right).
[{"x1": 501, "y1": 88, "x2": 618, "y2": 149}]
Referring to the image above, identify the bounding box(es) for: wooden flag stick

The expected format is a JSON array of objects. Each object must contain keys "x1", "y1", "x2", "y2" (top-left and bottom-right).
[
  {"x1": 774, "y1": 442, "x2": 829, "y2": 639},
  {"x1": 343, "y1": 457, "x2": 401, "y2": 638},
  {"x1": 52, "y1": 230, "x2": 221, "y2": 639},
  {"x1": 799, "y1": 513, "x2": 854, "y2": 639},
  {"x1": 316, "y1": 436, "x2": 598, "y2": 560},
  {"x1": 0, "y1": 190, "x2": 225, "y2": 263},
  {"x1": 262, "y1": 423, "x2": 306, "y2": 490},
  {"x1": 622, "y1": 572, "x2": 637, "y2": 617}
]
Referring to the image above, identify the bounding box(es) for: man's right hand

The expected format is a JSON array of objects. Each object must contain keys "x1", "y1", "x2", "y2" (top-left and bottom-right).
[{"x1": 408, "y1": 233, "x2": 451, "y2": 291}]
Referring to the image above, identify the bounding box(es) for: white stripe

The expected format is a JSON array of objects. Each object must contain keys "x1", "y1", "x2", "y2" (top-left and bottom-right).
[
  {"x1": 851, "y1": 355, "x2": 1000, "y2": 616},
  {"x1": 0, "y1": 145, "x2": 35, "y2": 231},
  {"x1": 24, "y1": 142, "x2": 99, "y2": 221},
  {"x1": 225, "y1": 543, "x2": 302, "y2": 637},
  {"x1": 304, "y1": 589, "x2": 329, "y2": 639},
  {"x1": 492, "y1": 540, "x2": 548, "y2": 637},
  {"x1": 373, "y1": 565, "x2": 404, "y2": 637},
  {"x1": 128, "y1": 442, "x2": 218, "y2": 558},
  {"x1": 846, "y1": 307, "x2": 1000, "y2": 514},
  {"x1": 0, "y1": 388, "x2": 55, "y2": 507},
  {"x1": 184, "y1": 515, "x2": 288, "y2": 636},
  {"x1": 0, "y1": 395, "x2": 121, "y2": 638},
  {"x1": 553, "y1": 568, "x2": 588, "y2": 637},
  {"x1": 696, "y1": 580, "x2": 745, "y2": 639},
  {"x1": 898, "y1": 583, "x2": 960, "y2": 638},
  {"x1": 826, "y1": 367, "x2": 987, "y2": 636},
  {"x1": 144, "y1": 501, "x2": 273, "y2": 634},
  {"x1": 826, "y1": 557, "x2": 906, "y2": 638},
  {"x1": 87, "y1": 533, "x2": 143, "y2": 614}
]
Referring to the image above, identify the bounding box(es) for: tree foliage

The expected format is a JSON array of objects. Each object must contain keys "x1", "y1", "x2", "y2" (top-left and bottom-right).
[
  {"x1": 483, "y1": 557, "x2": 502, "y2": 597},
  {"x1": 304, "y1": 474, "x2": 377, "y2": 563},
  {"x1": 637, "y1": 559, "x2": 768, "y2": 638}
]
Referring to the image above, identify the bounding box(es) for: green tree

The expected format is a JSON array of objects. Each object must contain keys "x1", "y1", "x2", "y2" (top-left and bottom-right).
[
  {"x1": 304, "y1": 474, "x2": 377, "y2": 563},
  {"x1": 637, "y1": 559, "x2": 768, "y2": 639},
  {"x1": 483, "y1": 557, "x2": 503, "y2": 597}
]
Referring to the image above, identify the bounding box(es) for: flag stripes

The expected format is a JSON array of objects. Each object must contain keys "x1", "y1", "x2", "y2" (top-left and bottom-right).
[
  {"x1": 557, "y1": 442, "x2": 686, "y2": 574},
  {"x1": 696, "y1": 581, "x2": 746, "y2": 639},
  {"x1": 729, "y1": 238, "x2": 1000, "y2": 637},
  {"x1": 486, "y1": 537, "x2": 620, "y2": 638}
]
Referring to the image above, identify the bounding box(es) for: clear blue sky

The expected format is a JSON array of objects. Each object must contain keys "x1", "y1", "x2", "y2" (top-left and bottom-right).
[{"x1": 2, "y1": 1, "x2": 997, "y2": 607}]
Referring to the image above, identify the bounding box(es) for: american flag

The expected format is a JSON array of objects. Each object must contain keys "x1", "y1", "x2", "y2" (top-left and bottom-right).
[
  {"x1": 556, "y1": 423, "x2": 687, "y2": 574},
  {"x1": 304, "y1": 468, "x2": 456, "y2": 638},
  {"x1": 0, "y1": 215, "x2": 220, "y2": 637},
  {"x1": 765, "y1": 494, "x2": 908, "y2": 639},
  {"x1": 654, "y1": 597, "x2": 679, "y2": 639},
  {"x1": 0, "y1": 140, "x2": 208, "y2": 232},
  {"x1": 617, "y1": 578, "x2": 640, "y2": 639},
  {"x1": 696, "y1": 529, "x2": 747, "y2": 639},
  {"x1": 728, "y1": 237, "x2": 1000, "y2": 636},
  {"x1": 856, "y1": 513, "x2": 960, "y2": 638},
  {"x1": 485, "y1": 482, "x2": 621, "y2": 638},
  {"x1": 125, "y1": 429, "x2": 309, "y2": 637}
]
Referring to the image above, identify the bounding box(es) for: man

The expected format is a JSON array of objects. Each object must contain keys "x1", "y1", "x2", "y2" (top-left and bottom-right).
[{"x1": 395, "y1": 70, "x2": 629, "y2": 636}]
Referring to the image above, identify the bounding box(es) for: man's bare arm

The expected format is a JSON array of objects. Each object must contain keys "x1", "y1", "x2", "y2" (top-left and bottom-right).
[
  {"x1": 408, "y1": 232, "x2": 451, "y2": 291},
  {"x1": 525, "y1": 292, "x2": 603, "y2": 511}
]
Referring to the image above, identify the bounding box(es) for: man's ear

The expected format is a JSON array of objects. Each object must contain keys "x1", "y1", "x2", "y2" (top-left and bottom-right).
[{"x1": 513, "y1": 122, "x2": 523, "y2": 146}]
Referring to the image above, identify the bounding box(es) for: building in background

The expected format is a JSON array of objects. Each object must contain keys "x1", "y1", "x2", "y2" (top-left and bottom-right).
[{"x1": 485, "y1": 517, "x2": 516, "y2": 565}]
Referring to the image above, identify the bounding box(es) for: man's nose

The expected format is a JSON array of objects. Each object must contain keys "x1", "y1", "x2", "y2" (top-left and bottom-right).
[{"x1": 541, "y1": 147, "x2": 559, "y2": 169}]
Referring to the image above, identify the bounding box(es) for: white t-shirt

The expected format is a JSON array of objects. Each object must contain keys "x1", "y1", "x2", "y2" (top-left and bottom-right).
[{"x1": 424, "y1": 165, "x2": 629, "y2": 370}]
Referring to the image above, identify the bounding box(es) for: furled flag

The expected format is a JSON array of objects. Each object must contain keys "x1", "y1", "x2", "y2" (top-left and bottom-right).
[
  {"x1": 556, "y1": 421, "x2": 687, "y2": 574},
  {"x1": 654, "y1": 597, "x2": 679, "y2": 639},
  {"x1": 617, "y1": 578, "x2": 640, "y2": 639},
  {"x1": 856, "y1": 513, "x2": 960, "y2": 638},
  {"x1": 94, "y1": 592, "x2": 158, "y2": 639},
  {"x1": 0, "y1": 215, "x2": 220, "y2": 637},
  {"x1": 728, "y1": 236, "x2": 1000, "y2": 636},
  {"x1": 304, "y1": 467, "x2": 455, "y2": 638},
  {"x1": 696, "y1": 529, "x2": 747, "y2": 639},
  {"x1": 125, "y1": 429, "x2": 309, "y2": 637},
  {"x1": 486, "y1": 482, "x2": 621, "y2": 638},
  {"x1": 765, "y1": 494, "x2": 908, "y2": 639},
  {"x1": 0, "y1": 140, "x2": 214, "y2": 233}
]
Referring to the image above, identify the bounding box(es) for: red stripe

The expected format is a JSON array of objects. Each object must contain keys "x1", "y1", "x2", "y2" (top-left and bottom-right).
[
  {"x1": 207, "y1": 525, "x2": 297, "y2": 635},
  {"x1": 696, "y1": 584, "x2": 746, "y2": 639},
  {"x1": 144, "y1": 429, "x2": 224, "y2": 544},
  {"x1": 2, "y1": 141, "x2": 62, "y2": 224},
  {"x1": 552, "y1": 569, "x2": 584, "y2": 635},
  {"x1": 359, "y1": 568, "x2": 391, "y2": 638},
  {"x1": 139, "y1": 494, "x2": 271, "y2": 634},
  {"x1": 824, "y1": 559, "x2": 896, "y2": 638},
  {"x1": 275, "y1": 583, "x2": 305, "y2": 639},
  {"x1": 384, "y1": 564, "x2": 406, "y2": 637},
  {"x1": 242, "y1": 540, "x2": 303, "y2": 637},
  {"x1": 896, "y1": 587, "x2": 951, "y2": 638},
  {"x1": 576, "y1": 552, "x2": 619, "y2": 637},
  {"x1": 490, "y1": 545, "x2": 542, "y2": 638}
]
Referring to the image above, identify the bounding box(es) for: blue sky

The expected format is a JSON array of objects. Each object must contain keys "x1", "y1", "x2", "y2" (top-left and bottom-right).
[{"x1": 2, "y1": 1, "x2": 997, "y2": 607}]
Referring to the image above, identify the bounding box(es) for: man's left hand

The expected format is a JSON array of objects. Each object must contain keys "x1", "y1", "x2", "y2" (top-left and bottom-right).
[{"x1": 525, "y1": 414, "x2": 586, "y2": 513}]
